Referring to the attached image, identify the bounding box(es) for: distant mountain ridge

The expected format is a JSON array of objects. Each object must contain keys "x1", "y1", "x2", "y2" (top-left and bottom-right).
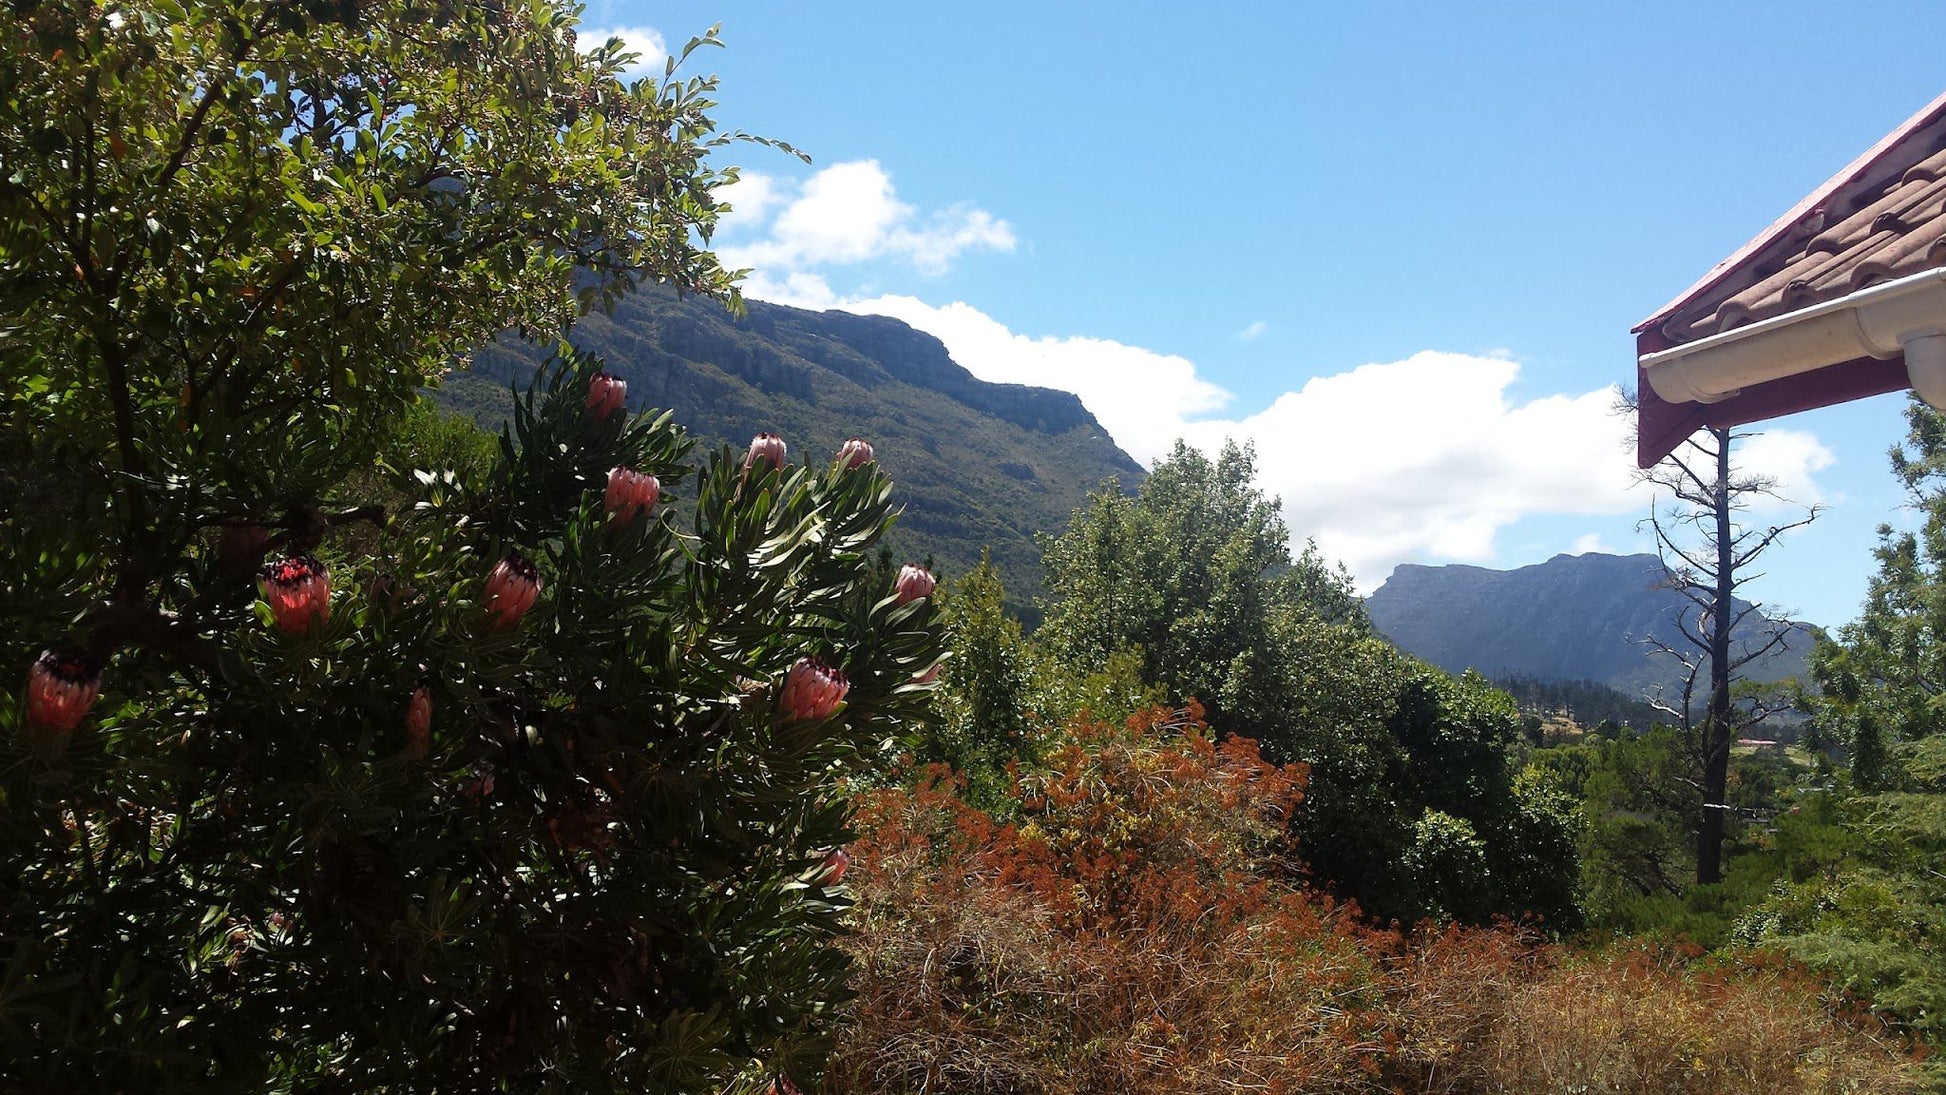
[
  {"x1": 1365, "y1": 552, "x2": 1819, "y2": 701},
  {"x1": 437, "y1": 285, "x2": 1142, "y2": 617}
]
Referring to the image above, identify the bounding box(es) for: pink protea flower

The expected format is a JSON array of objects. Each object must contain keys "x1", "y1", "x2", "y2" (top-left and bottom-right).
[
  {"x1": 743, "y1": 432, "x2": 787, "y2": 473},
  {"x1": 604, "y1": 466, "x2": 661, "y2": 525},
  {"x1": 778, "y1": 658, "x2": 848, "y2": 722},
  {"x1": 912, "y1": 662, "x2": 942, "y2": 686},
  {"x1": 483, "y1": 555, "x2": 542, "y2": 629},
  {"x1": 895, "y1": 564, "x2": 937, "y2": 605},
  {"x1": 586, "y1": 372, "x2": 627, "y2": 419},
  {"x1": 405, "y1": 687, "x2": 432, "y2": 760},
  {"x1": 813, "y1": 847, "x2": 850, "y2": 886},
  {"x1": 260, "y1": 556, "x2": 330, "y2": 634},
  {"x1": 834, "y1": 436, "x2": 875, "y2": 469},
  {"x1": 25, "y1": 650, "x2": 102, "y2": 733}
]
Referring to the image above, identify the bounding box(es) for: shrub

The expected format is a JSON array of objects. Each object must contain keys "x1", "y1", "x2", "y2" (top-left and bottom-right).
[{"x1": 830, "y1": 709, "x2": 1924, "y2": 1094}]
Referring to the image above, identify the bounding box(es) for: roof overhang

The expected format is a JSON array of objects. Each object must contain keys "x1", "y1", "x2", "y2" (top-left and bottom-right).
[{"x1": 1634, "y1": 88, "x2": 1946, "y2": 467}]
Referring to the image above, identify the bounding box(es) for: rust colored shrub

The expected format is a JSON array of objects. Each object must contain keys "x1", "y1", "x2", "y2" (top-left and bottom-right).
[
  {"x1": 829, "y1": 706, "x2": 1924, "y2": 1094},
  {"x1": 833, "y1": 706, "x2": 1396, "y2": 1093}
]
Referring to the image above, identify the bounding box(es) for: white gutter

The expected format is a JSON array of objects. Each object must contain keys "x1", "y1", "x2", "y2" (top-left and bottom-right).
[{"x1": 1640, "y1": 266, "x2": 1946, "y2": 411}]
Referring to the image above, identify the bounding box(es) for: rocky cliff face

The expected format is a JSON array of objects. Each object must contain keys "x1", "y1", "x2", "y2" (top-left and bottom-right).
[
  {"x1": 1365, "y1": 552, "x2": 1817, "y2": 700},
  {"x1": 440, "y1": 285, "x2": 1141, "y2": 618}
]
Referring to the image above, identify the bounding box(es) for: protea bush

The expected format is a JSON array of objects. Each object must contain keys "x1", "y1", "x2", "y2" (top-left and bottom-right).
[
  {"x1": 2, "y1": 344, "x2": 943, "y2": 1091},
  {"x1": 0, "y1": 4, "x2": 940, "y2": 1089}
]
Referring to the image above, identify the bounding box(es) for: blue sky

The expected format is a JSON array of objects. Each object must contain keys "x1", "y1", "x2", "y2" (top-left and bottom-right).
[{"x1": 586, "y1": 2, "x2": 1946, "y2": 628}]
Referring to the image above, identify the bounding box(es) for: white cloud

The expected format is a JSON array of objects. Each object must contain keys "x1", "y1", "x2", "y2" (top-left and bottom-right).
[
  {"x1": 582, "y1": 25, "x2": 666, "y2": 79},
  {"x1": 805, "y1": 297, "x2": 1836, "y2": 589},
  {"x1": 848, "y1": 294, "x2": 1232, "y2": 464},
  {"x1": 1572, "y1": 532, "x2": 1615, "y2": 555},
  {"x1": 713, "y1": 162, "x2": 1830, "y2": 589},
  {"x1": 739, "y1": 269, "x2": 841, "y2": 311},
  {"x1": 713, "y1": 171, "x2": 783, "y2": 237},
  {"x1": 1734, "y1": 428, "x2": 1835, "y2": 506},
  {"x1": 714, "y1": 160, "x2": 1015, "y2": 280}
]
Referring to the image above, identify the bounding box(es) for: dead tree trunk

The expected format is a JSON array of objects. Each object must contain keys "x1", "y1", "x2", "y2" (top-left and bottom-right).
[{"x1": 1639, "y1": 423, "x2": 1818, "y2": 887}]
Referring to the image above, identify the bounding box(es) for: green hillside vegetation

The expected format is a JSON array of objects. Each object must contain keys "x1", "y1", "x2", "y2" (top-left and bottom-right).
[{"x1": 438, "y1": 285, "x2": 1142, "y2": 623}]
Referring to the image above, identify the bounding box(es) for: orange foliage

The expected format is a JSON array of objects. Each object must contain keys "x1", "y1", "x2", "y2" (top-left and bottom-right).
[{"x1": 829, "y1": 706, "x2": 1921, "y2": 1094}]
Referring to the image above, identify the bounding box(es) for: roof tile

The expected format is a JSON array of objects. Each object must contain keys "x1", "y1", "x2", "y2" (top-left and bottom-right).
[
  {"x1": 1636, "y1": 89, "x2": 1946, "y2": 343},
  {"x1": 1660, "y1": 138, "x2": 1946, "y2": 343}
]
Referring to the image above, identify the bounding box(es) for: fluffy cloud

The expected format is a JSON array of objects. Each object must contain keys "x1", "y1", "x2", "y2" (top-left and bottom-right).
[
  {"x1": 581, "y1": 25, "x2": 666, "y2": 79},
  {"x1": 714, "y1": 161, "x2": 1015, "y2": 279},
  {"x1": 814, "y1": 297, "x2": 1829, "y2": 588},
  {"x1": 716, "y1": 166, "x2": 1829, "y2": 588},
  {"x1": 842, "y1": 297, "x2": 1642, "y2": 582},
  {"x1": 847, "y1": 295, "x2": 1231, "y2": 464},
  {"x1": 1733, "y1": 427, "x2": 1835, "y2": 507}
]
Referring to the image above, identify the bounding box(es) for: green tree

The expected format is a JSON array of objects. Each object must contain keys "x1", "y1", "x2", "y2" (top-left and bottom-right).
[
  {"x1": 1037, "y1": 442, "x2": 1577, "y2": 925},
  {"x1": 1037, "y1": 439, "x2": 1366, "y2": 746},
  {"x1": 926, "y1": 553, "x2": 1033, "y2": 807},
  {"x1": 1750, "y1": 399, "x2": 1946, "y2": 1065},
  {"x1": 0, "y1": 5, "x2": 937, "y2": 1090},
  {"x1": 1810, "y1": 401, "x2": 1946, "y2": 787}
]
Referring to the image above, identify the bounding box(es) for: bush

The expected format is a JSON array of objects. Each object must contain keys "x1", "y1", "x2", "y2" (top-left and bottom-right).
[{"x1": 830, "y1": 709, "x2": 1924, "y2": 1094}]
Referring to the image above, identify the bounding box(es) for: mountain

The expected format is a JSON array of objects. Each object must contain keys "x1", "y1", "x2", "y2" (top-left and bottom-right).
[
  {"x1": 435, "y1": 285, "x2": 1142, "y2": 620},
  {"x1": 1364, "y1": 552, "x2": 1819, "y2": 702}
]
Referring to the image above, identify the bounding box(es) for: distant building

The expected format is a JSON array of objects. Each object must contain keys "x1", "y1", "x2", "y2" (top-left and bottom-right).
[{"x1": 1634, "y1": 90, "x2": 1946, "y2": 467}]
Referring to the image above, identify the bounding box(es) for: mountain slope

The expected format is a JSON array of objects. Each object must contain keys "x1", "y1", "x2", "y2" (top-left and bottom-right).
[
  {"x1": 437, "y1": 286, "x2": 1142, "y2": 618},
  {"x1": 1365, "y1": 552, "x2": 1818, "y2": 701}
]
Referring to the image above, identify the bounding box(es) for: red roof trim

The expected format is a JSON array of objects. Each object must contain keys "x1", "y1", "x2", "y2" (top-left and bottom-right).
[{"x1": 1633, "y1": 88, "x2": 1946, "y2": 334}]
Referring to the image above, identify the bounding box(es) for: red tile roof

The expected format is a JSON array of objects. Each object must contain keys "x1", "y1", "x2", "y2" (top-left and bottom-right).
[
  {"x1": 1638, "y1": 90, "x2": 1946, "y2": 340},
  {"x1": 1635, "y1": 90, "x2": 1946, "y2": 467}
]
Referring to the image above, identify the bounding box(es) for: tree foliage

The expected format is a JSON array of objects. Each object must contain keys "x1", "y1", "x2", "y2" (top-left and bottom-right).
[
  {"x1": 1, "y1": 5, "x2": 941, "y2": 1090},
  {"x1": 1753, "y1": 399, "x2": 1946, "y2": 1070},
  {"x1": 1035, "y1": 441, "x2": 1578, "y2": 925}
]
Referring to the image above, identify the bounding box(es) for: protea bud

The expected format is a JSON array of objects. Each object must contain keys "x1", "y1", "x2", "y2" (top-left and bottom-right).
[
  {"x1": 405, "y1": 687, "x2": 432, "y2": 759},
  {"x1": 483, "y1": 555, "x2": 541, "y2": 629},
  {"x1": 895, "y1": 564, "x2": 937, "y2": 605},
  {"x1": 604, "y1": 466, "x2": 661, "y2": 526},
  {"x1": 25, "y1": 650, "x2": 102, "y2": 733},
  {"x1": 778, "y1": 658, "x2": 848, "y2": 722},
  {"x1": 835, "y1": 436, "x2": 875, "y2": 469},
  {"x1": 743, "y1": 432, "x2": 787, "y2": 473},
  {"x1": 912, "y1": 662, "x2": 942, "y2": 686},
  {"x1": 813, "y1": 847, "x2": 850, "y2": 885},
  {"x1": 260, "y1": 556, "x2": 330, "y2": 634},
  {"x1": 586, "y1": 372, "x2": 627, "y2": 419},
  {"x1": 217, "y1": 523, "x2": 271, "y2": 576}
]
